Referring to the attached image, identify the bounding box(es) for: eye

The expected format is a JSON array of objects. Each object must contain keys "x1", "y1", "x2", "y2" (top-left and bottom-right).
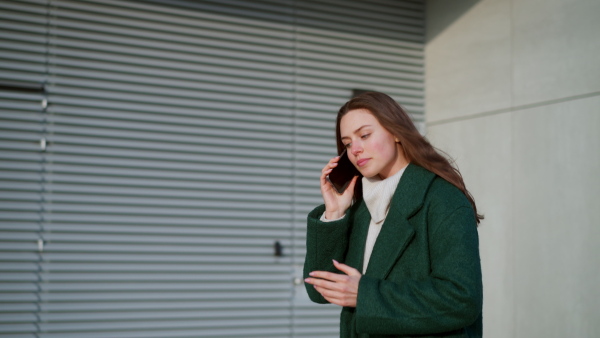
[
  {"x1": 361, "y1": 133, "x2": 371, "y2": 139},
  {"x1": 344, "y1": 143, "x2": 351, "y2": 148}
]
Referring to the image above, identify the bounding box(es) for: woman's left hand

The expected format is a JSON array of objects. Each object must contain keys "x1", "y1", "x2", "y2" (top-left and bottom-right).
[{"x1": 304, "y1": 259, "x2": 362, "y2": 307}]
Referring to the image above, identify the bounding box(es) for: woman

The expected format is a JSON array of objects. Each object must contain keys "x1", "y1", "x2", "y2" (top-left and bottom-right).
[{"x1": 303, "y1": 92, "x2": 483, "y2": 337}]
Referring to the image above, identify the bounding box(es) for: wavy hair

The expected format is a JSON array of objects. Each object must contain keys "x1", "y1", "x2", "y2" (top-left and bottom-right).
[{"x1": 335, "y1": 91, "x2": 483, "y2": 224}]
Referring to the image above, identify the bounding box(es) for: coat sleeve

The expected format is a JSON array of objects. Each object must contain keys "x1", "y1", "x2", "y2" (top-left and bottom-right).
[
  {"x1": 303, "y1": 204, "x2": 353, "y2": 304},
  {"x1": 355, "y1": 205, "x2": 483, "y2": 336}
]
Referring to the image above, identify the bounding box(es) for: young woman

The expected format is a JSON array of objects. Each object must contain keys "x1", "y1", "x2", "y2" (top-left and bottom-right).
[{"x1": 303, "y1": 92, "x2": 483, "y2": 337}]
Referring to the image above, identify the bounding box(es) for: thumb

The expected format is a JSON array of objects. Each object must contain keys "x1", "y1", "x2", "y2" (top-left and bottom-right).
[{"x1": 333, "y1": 259, "x2": 361, "y2": 276}]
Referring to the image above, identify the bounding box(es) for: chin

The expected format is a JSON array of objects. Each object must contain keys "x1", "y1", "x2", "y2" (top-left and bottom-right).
[{"x1": 360, "y1": 169, "x2": 378, "y2": 179}]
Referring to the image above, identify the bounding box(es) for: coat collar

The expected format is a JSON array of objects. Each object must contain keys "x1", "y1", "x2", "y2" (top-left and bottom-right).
[{"x1": 355, "y1": 163, "x2": 437, "y2": 278}]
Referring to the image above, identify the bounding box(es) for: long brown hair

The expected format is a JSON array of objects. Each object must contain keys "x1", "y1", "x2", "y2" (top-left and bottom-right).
[{"x1": 335, "y1": 91, "x2": 483, "y2": 224}]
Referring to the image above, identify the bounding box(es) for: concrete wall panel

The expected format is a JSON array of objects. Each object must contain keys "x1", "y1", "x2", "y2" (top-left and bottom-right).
[
  {"x1": 512, "y1": 0, "x2": 600, "y2": 106},
  {"x1": 512, "y1": 97, "x2": 600, "y2": 337},
  {"x1": 426, "y1": 0, "x2": 511, "y2": 122}
]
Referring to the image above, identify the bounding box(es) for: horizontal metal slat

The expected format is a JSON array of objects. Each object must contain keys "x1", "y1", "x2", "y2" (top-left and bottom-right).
[
  {"x1": 137, "y1": 0, "x2": 295, "y2": 22},
  {"x1": 297, "y1": 0, "x2": 423, "y2": 24},
  {"x1": 43, "y1": 166, "x2": 292, "y2": 189},
  {"x1": 39, "y1": 308, "x2": 290, "y2": 322},
  {"x1": 44, "y1": 185, "x2": 293, "y2": 204},
  {"x1": 43, "y1": 253, "x2": 292, "y2": 265},
  {"x1": 0, "y1": 157, "x2": 43, "y2": 173},
  {"x1": 295, "y1": 7, "x2": 422, "y2": 36},
  {"x1": 0, "y1": 312, "x2": 37, "y2": 324},
  {"x1": 44, "y1": 144, "x2": 293, "y2": 167},
  {"x1": 297, "y1": 18, "x2": 421, "y2": 43},
  {"x1": 0, "y1": 25, "x2": 46, "y2": 45},
  {"x1": 43, "y1": 195, "x2": 292, "y2": 212},
  {"x1": 44, "y1": 169, "x2": 292, "y2": 188},
  {"x1": 52, "y1": 106, "x2": 293, "y2": 133},
  {"x1": 299, "y1": 27, "x2": 424, "y2": 56},
  {"x1": 0, "y1": 283, "x2": 37, "y2": 293},
  {"x1": 35, "y1": 320, "x2": 291, "y2": 337},
  {"x1": 305, "y1": 0, "x2": 423, "y2": 17},
  {"x1": 41, "y1": 232, "x2": 289, "y2": 247},
  {"x1": 296, "y1": 78, "x2": 424, "y2": 98},
  {"x1": 40, "y1": 203, "x2": 292, "y2": 218},
  {"x1": 47, "y1": 56, "x2": 294, "y2": 93},
  {"x1": 0, "y1": 47, "x2": 47, "y2": 68},
  {"x1": 47, "y1": 80, "x2": 295, "y2": 110},
  {"x1": 51, "y1": 13, "x2": 294, "y2": 55},
  {"x1": 0, "y1": 213, "x2": 41, "y2": 223},
  {"x1": 47, "y1": 94, "x2": 293, "y2": 118},
  {"x1": 35, "y1": 326, "x2": 291, "y2": 338},
  {"x1": 62, "y1": 0, "x2": 294, "y2": 32},
  {"x1": 49, "y1": 35, "x2": 294, "y2": 73},
  {"x1": 39, "y1": 289, "x2": 290, "y2": 302},
  {"x1": 45, "y1": 121, "x2": 292, "y2": 148},
  {"x1": 297, "y1": 58, "x2": 423, "y2": 83},
  {"x1": 39, "y1": 259, "x2": 296, "y2": 273},
  {"x1": 40, "y1": 282, "x2": 290, "y2": 293},
  {"x1": 298, "y1": 51, "x2": 423, "y2": 76},
  {"x1": 0, "y1": 324, "x2": 38, "y2": 336},
  {"x1": 0, "y1": 0, "x2": 47, "y2": 11},
  {"x1": 50, "y1": 71, "x2": 294, "y2": 101},
  {"x1": 39, "y1": 270, "x2": 290, "y2": 282},
  {"x1": 42, "y1": 213, "x2": 288, "y2": 229},
  {"x1": 42, "y1": 298, "x2": 291, "y2": 311},
  {"x1": 298, "y1": 70, "x2": 423, "y2": 91},
  {"x1": 46, "y1": 133, "x2": 292, "y2": 158},
  {"x1": 49, "y1": 82, "x2": 291, "y2": 110}
]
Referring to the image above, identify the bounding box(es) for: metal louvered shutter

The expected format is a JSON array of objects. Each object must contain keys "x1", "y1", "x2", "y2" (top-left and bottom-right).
[
  {"x1": 41, "y1": 0, "x2": 295, "y2": 337},
  {"x1": 0, "y1": 0, "x2": 48, "y2": 336},
  {"x1": 1, "y1": 0, "x2": 424, "y2": 337}
]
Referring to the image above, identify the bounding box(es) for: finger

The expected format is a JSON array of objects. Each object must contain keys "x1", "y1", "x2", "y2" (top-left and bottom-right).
[
  {"x1": 314, "y1": 286, "x2": 344, "y2": 302},
  {"x1": 321, "y1": 166, "x2": 334, "y2": 177},
  {"x1": 322, "y1": 156, "x2": 340, "y2": 173},
  {"x1": 308, "y1": 270, "x2": 350, "y2": 283},
  {"x1": 320, "y1": 170, "x2": 330, "y2": 186},
  {"x1": 332, "y1": 260, "x2": 361, "y2": 277},
  {"x1": 320, "y1": 157, "x2": 340, "y2": 184},
  {"x1": 306, "y1": 278, "x2": 340, "y2": 292},
  {"x1": 314, "y1": 285, "x2": 355, "y2": 308}
]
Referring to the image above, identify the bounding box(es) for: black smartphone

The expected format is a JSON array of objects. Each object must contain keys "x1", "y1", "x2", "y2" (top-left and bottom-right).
[{"x1": 326, "y1": 149, "x2": 361, "y2": 194}]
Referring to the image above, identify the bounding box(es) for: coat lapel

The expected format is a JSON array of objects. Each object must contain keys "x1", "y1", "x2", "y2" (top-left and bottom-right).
[{"x1": 364, "y1": 164, "x2": 436, "y2": 279}]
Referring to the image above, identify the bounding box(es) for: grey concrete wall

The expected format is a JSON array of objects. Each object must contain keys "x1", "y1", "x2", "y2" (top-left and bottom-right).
[{"x1": 424, "y1": 0, "x2": 600, "y2": 337}]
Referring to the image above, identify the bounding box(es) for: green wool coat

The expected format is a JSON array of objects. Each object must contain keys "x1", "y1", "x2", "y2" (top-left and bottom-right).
[{"x1": 304, "y1": 164, "x2": 483, "y2": 338}]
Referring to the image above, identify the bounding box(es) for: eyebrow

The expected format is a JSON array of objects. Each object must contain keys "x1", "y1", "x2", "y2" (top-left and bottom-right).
[{"x1": 341, "y1": 125, "x2": 372, "y2": 140}]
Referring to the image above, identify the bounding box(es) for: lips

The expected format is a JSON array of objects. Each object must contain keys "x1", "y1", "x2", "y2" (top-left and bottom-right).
[{"x1": 356, "y1": 158, "x2": 370, "y2": 167}]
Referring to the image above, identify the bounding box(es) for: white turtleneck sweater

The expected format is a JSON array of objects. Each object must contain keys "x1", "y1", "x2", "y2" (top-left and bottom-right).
[{"x1": 321, "y1": 164, "x2": 408, "y2": 273}]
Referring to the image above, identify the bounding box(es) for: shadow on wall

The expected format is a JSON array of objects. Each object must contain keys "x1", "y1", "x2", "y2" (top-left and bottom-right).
[{"x1": 426, "y1": 0, "x2": 481, "y2": 43}]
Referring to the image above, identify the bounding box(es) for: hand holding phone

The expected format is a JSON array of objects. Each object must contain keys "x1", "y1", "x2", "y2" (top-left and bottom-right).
[{"x1": 326, "y1": 149, "x2": 361, "y2": 194}]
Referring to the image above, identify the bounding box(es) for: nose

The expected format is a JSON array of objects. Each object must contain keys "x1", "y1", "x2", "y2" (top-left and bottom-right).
[{"x1": 350, "y1": 142, "x2": 362, "y2": 157}]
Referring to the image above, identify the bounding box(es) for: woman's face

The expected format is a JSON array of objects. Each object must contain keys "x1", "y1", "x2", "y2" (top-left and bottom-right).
[{"x1": 339, "y1": 108, "x2": 408, "y2": 180}]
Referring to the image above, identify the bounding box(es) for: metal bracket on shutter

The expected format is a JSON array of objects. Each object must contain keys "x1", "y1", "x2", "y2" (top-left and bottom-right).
[{"x1": 274, "y1": 240, "x2": 283, "y2": 257}]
